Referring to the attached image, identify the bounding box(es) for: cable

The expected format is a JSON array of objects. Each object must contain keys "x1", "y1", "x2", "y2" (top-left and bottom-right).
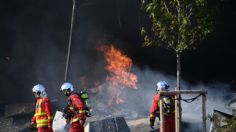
[{"x1": 178, "y1": 94, "x2": 202, "y2": 103}]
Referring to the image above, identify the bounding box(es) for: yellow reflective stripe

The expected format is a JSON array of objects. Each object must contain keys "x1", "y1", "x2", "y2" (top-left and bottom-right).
[
  {"x1": 48, "y1": 116, "x2": 53, "y2": 120},
  {"x1": 36, "y1": 119, "x2": 48, "y2": 123},
  {"x1": 36, "y1": 119, "x2": 48, "y2": 127},
  {"x1": 37, "y1": 123, "x2": 48, "y2": 127},
  {"x1": 34, "y1": 112, "x2": 47, "y2": 116},
  {"x1": 38, "y1": 99, "x2": 43, "y2": 113},
  {"x1": 72, "y1": 118, "x2": 80, "y2": 123},
  {"x1": 35, "y1": 99, "x2": 44, "y2": 117},
  {"x1": 79, "y1": 110, "x2": 86, "y2": 113},
  {"x1": 150, "y1": 113, "x2": 155, "y2": 118}
]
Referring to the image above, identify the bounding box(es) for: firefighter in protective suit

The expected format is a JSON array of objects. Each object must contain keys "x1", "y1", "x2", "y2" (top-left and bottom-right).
[
  {"x1": 61, "y1": 82, "x2": 86, "y2": 132},
  {"x1": 150, "y1": 81, "x2": 175, "y2": 132},
  {"x1": 30, "y1": 84, "x2": 53, "y2": 132}
]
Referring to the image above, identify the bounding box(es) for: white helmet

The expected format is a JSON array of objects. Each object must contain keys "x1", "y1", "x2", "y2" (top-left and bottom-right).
[
  {"x1": 156, "y1": 81, "x2": 169, "y2": 91},
  {"x1": 32, "y1": 84, "x2": 45, "y2": 93},
  {"x1": 61, "y1": 82, "x2": 74, "y2": 91}
]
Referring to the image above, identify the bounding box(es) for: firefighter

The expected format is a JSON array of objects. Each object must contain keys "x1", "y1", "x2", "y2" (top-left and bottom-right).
[
  {"x1": 150, "y1": 81, "x2": 175, "y2": 132},
  {"x1": 30, "y1": 84, "x2": 53, "y2": 132},
  {"x1": 60, "y1": 82, "x2": 86, "y2": 132}
]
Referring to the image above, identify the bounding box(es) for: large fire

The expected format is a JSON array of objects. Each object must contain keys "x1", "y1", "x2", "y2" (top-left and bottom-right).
[{"x1": 98, "y1": 45, "x2": 138, "y2": 105}]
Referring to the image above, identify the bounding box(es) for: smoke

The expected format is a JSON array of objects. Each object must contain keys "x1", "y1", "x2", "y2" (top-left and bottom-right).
[
  {"x1": 180, "y1": 82, "x2": 234, "y2": 131},
  {"x1": 82, "y1": 59, "x2": 234, "y2": 131},
  {"x1": 0, "y1": 0, "x2": 71, "y2": 104},
  {"x1": 0, "y1": 0, "x2": 126, "y2": 104},
  {"x1": 112, "y1": 66, "x2": 234, "y2": 131}
]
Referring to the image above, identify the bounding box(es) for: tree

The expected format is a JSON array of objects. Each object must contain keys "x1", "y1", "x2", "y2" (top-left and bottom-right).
[{"x1": 141, "y1": 0, "x2": 214, "y2": 131}]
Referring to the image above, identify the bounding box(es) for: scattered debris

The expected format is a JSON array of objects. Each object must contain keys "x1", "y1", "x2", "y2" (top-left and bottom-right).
[
  {"x1": 209, "y1": 110, "x2": 235, "y2": 132},
  {"x1": 4, "y1": 103, "x2": 34, "y2": 117}
]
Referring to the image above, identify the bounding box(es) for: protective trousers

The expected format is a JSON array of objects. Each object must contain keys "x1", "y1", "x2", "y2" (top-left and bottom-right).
[
  {"x1": 160, "y1": 113, "x2": 175, "y2": 132},
  {"x1": 37, "y1": 127, "x2": 53, "y2": 132}
]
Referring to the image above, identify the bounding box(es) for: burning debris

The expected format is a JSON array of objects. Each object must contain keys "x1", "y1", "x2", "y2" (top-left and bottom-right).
[{"x1": 97, "y1": 44, "x2": 138, "y2": 106}]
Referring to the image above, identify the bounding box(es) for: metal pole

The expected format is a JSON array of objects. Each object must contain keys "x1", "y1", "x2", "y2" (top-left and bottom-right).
[{"x1": 64, "y1": 0, "x2": 76, "y2": 81}]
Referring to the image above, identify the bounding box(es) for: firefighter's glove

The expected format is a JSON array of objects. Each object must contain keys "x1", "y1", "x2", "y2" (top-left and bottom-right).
[
  {"x1": 63, "y1": 107, "x2": 72, "y2": 119},
  {"x1": 149, "y1": 113, "x2": 155, "y2": 128},
  {"x1": 48, "y1": 123, "x2": 52, "y2": 130},
  {"x1": 79, "y1": 119, "x2": 85, "y2": 125},
  {"x1": 29, "y1": 123, "x2": 37, "y2": 131},
  {"x1": 85, "y1": 110, "x2": 92, "y2": 117},
  {"x1": 150, "y1": 119, "x2": 154, "y2": 127},
  {"x1": 66, "y1": 118, "x2": 70, "y2": 124}
]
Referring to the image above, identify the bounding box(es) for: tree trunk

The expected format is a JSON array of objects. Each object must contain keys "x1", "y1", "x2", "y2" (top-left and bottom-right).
[{"x1": 175, "y1": 53, "x2": 181, "y2": 132}]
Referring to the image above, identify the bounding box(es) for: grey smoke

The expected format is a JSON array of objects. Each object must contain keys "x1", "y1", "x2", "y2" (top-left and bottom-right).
[
  {"x1": 123, "y1": 67, "x2": 234, "y2": 131},
  {"x1": 83, "y1": 63, "x2": 234, "y2": 131}
]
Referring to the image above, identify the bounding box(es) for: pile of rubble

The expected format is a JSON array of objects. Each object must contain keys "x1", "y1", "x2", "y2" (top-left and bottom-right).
[{"x1": 0, "y1": 103, "x2": 34, "y2": 132}]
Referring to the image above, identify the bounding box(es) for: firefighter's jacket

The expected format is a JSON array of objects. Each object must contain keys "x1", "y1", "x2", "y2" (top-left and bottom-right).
[
  {"x1": 150, "y1": 92, "x2": 176, "y2": 132},
  {"x1": 67, "y1": 93, "x2": 86, "y2": 123},
  {"x1": 31, "y1": 97, "x2": 53, "y2": 128},
  {"x1": 150, "y1": 93, "x2": 175, "y2": 118},
  {"x1": 150, "y1": 93, "x2": 160, "y2": 117}
]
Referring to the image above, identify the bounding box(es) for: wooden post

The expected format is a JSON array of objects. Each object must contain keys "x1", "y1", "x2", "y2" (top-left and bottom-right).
[
  {"x1": 160, "y1": 90, "x2": 207, "y2": 95},
  {"x1": 202, "y1": 94, "x2": 206, "y2": 132},
  {"x1": 175, "y1": 95, "x2": 180, "y2": 132},
  {"x1": 160, "y1": 96, "x2": 165, "y2": 132},
  {"x1": 159, "y1": 90, "x2": 207, "y2": 132}
]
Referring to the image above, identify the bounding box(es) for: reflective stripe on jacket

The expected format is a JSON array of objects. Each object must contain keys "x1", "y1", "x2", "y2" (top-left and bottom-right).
[{"x1": 33, "y1": 98, "x2": 53, "y2": 128}]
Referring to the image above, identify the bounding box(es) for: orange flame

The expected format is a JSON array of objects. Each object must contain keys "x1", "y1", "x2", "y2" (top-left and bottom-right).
[{"x1": 98, "y1": 44, "x2": 138, "y2": 105}]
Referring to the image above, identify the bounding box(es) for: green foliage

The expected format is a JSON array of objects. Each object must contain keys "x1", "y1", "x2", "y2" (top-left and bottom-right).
[{"x1": 141, "y1": 0, "x2": 214, "y2": 54}]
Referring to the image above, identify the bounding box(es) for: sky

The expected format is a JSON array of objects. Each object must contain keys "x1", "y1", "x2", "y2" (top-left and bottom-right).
[{"x1": 0, "y1": 0, "x2": 235, "y2": 105}]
